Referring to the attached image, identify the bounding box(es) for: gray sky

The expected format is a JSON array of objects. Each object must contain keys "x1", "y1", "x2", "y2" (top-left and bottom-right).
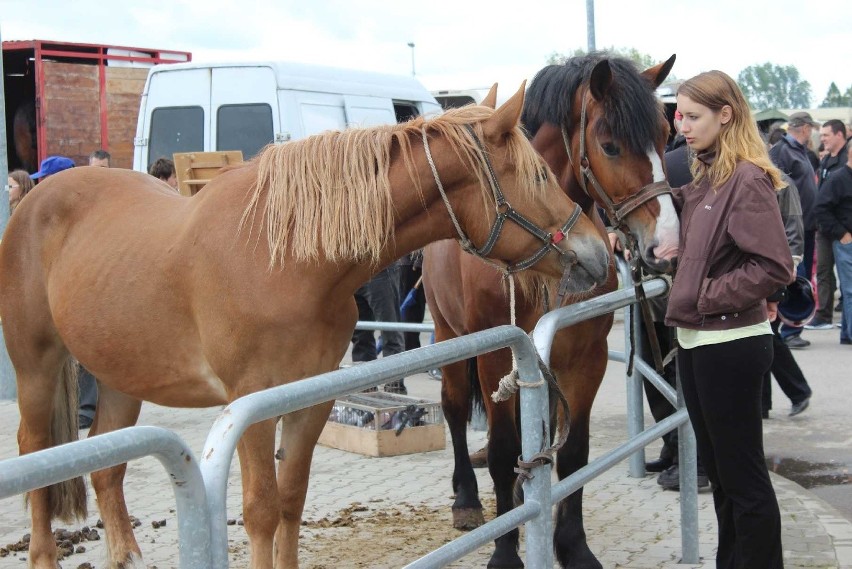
[{"x1": 2, "y1": 0, "x2": 850, "y2": 107}]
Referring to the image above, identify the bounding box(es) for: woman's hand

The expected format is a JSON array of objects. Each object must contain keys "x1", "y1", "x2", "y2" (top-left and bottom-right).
[{"x1": 766, "y1": 301, "x2": 779, "y2": 322}]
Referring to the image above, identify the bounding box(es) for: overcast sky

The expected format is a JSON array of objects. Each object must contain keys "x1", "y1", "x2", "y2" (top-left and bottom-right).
[{"x1": 2, "y1": 0, "x2": 850, "y2": 108}]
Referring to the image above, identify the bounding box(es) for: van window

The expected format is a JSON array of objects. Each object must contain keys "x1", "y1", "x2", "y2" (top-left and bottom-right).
[
  {"x1": 216, "y1": 103, "x2": 274, "y2": 159},
  {"x1": 394, "y1": 103, "x2": 419, "y2": 123},
  {"x1": 435, "y1": 95, "x2": 476, "y2": 110},
  {"x1": 149, "y1": 106, "x2": 204, "y2": 167}
]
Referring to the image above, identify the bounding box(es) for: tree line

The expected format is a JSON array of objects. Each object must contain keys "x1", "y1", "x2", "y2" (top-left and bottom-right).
[{"x1": 548, "y1": 49, "x2": 851, "y2": 110}]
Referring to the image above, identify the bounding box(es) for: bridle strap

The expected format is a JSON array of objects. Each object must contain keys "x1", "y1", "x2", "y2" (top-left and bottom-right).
[
  {"x1": 562, "y1": 94, "x2": 674, "y2": 230},
  {"x1": 561, "y1": 92, "x2": 670, "y2": 372},
  {"x1": 421, "y1": 126, "x2": 582, "y2": 275}
]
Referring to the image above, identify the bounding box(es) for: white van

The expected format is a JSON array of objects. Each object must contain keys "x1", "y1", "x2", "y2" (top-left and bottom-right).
[{"x1": 132, "y1": 61, "x2": 442, "y2": 172}]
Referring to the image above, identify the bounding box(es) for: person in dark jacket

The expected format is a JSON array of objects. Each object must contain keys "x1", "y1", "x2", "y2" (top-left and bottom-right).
[
  {"x1": 815, "y1": 144, "x2": 852, "y2": 345},
  {"x1": 667, "y1": 71, "x2": 792, "y2": 569},
  {"x1": 762, "y1": 173, "x2": 813, "y2": 418},
  {"x1": 809, "y1": 120, "x2": 849, "y2": 329},
  {"x1": 769, "y1": 111, "x2": 820, "y2": 349}
]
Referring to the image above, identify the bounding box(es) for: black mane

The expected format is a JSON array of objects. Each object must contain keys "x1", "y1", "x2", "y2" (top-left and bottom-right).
[{"x1": 521, "y1": 52, "x2": 664, "y2": 156}]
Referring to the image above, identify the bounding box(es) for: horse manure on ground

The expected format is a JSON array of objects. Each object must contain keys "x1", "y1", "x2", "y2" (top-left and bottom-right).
[{"x1": 0, "y1": 526, "x2": 102, "y2": 562}]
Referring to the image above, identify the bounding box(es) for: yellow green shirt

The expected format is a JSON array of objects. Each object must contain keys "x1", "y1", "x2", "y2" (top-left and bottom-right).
[{"x1": 677, "y1": 321, "x2": 772, "y2": 350}]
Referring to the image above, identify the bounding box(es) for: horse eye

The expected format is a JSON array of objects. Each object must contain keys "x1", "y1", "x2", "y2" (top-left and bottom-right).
[{"x1": 601, "y1": 142, "x2": 620, "y2": 157}]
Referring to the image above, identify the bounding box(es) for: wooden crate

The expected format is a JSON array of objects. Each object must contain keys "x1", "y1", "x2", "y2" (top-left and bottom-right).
[
  {"x1": 318, "y1": 392, "x2": 445, "y2": 457},
  {"x1": 173, "y1": 151, "x2": 243, "y2": 196}
]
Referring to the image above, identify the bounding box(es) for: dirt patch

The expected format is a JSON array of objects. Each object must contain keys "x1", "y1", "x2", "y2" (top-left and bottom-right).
[{"x1": 227, "y1": 498, "x2": 501, "y2": 568}]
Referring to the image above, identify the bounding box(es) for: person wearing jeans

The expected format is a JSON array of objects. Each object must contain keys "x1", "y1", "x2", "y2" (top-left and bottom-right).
[{"x1": 815, "y1": 144, "x2": 852, "y2": 345}]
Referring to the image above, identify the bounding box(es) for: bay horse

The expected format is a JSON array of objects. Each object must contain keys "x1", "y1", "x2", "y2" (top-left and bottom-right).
[
  {"x1": 0, "y1": 84, "x2": 612, "y2": 569},
  {"x1": 423, "y1": 53, "x2": 678, "y2": 569}
]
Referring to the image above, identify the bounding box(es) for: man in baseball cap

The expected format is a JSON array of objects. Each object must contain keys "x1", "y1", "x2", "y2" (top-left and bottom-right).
[
  {"x1": 787, "y1": 111, "x2": 821, "y2": 129},
  {"x1": 30, "y1": 155, "x2": 75, "y2": 180}
]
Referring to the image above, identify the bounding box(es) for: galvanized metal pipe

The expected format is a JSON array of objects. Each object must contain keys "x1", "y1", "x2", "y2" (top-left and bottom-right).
[
  {"x1": 402, "y1": 502, "x2": 539, "y2": 569},
  {"x1": 200, "y1": 325, "x2": 540, "y2": 569},
  {"x1": 0, "y1": 426, "x2": 212, "y2": 568}
]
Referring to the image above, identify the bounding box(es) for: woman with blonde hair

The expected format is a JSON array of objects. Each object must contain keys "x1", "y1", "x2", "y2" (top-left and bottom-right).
[
  {"x1": 8, "y1": 169, "x2": 34, "y2": 214},
  {"x1": 665, "y1": 70, "x2": 792, "y2": 569}
]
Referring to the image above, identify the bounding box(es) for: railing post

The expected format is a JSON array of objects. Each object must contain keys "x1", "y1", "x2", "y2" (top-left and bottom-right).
[
  {"x1": 620, "y1": 259, "x2": 646, "y2": 478},
  {"x1": 517, "y1": 337, "x2": 554, "y2": 569}
]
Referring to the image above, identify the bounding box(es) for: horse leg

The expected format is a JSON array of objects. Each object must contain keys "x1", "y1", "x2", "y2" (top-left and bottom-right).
[
  {"x1": 552, "y1": 340, "x2": 606, "y2": 569},
  {"x1": 479, "y1": 352, "x2": 523, "y2": 569},
  {"x1": 274, "y1": 402, "x2": 335, "y2": 569},
  {"x1": 236, "y1": 419, "x2": 279, "y2": 569},
  {"x1": 441, "y1": 358, "x2": 484, "y2": 530},
  {"x1": 86, "y1": 385, "x2": 144, "y2": 568},
  {"x1": 16, "y1": 355, "x2": 87, "y2": 569}
]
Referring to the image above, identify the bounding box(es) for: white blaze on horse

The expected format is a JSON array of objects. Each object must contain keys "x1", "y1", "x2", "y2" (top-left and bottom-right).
[{"x1": 0, "y1": 83, "x2": 611, "y2": 569}]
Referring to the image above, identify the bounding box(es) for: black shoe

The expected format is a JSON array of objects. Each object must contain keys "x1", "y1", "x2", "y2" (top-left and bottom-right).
[
  {"x1": 789, "y1": 396, "x2": 810, "y2": 417},
  {"x1": 784, "y1": 336, "x2": 811, "y2": 349},
  {"x1": 762, "y1": 409, "x2": 770, "y2": 419},
  {"x1": 79, "y1": 415, "x2": 93, "y2": 430},
  {"x1": 841, "y1": 338, "x2": 851, "y2": 345},
  {"x1": 645, "y1": 456, "x2": 674, "y2": 473},
  {"x1": 657, "y1": 464, "x2": 709, "y2": 490}
]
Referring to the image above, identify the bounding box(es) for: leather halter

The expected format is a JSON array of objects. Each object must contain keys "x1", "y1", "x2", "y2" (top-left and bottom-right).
[
  {"x1": 421, "y1": 125, "x2": 583, "y2": 275},
  {"x1": 561, "y1": 92, "x2": 672, "y2": 374},
  {"x1": 561, "y1": 94, "x2": 673, "y2": 232}
]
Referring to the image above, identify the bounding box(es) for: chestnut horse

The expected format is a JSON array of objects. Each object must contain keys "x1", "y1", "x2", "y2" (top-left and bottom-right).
[
  {"x1": 0, "y1": 84, "x2": 612, "y2": 569},
  {"x1": 423, "y1": 53, "x2": 678, "y2": 569}
]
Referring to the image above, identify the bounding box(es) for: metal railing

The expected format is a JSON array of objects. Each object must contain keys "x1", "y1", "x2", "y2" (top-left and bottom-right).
[
  {"x1": 0, "y1": 265, "x2": 699, "y2": 567},
  {"x1": 199, "y1": 325, "x2": 552, "y2": 569},
  {"x1": 0, "y1": 426, "x2": 213, "y2": 568}
]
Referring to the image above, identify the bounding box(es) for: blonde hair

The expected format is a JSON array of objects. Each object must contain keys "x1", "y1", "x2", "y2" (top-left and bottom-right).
[
  {"x1": 678, "y1": 71, "x2": 783, "y2": 190},
  {"x1": 242, "y1": 105, "x2": 546, "y2": 268}
]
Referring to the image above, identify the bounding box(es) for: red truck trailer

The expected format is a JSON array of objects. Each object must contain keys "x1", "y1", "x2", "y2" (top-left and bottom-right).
[{"x1": 2, "y1": 40, "x2": 190, "y2": 171}]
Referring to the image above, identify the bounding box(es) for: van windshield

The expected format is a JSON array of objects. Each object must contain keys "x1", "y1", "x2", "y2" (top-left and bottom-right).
[
  {"x1": 217, "y1": 104, "x2": 274, "y2": 159},
  {"x1": 149, "y1": 106, "x2": 204, "y2": 168}
]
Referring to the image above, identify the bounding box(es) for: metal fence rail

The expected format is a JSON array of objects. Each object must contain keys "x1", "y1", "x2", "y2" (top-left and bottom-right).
[
  {"x1": 200, "y1": 325, "x2": 552, "y2": 569},
  {"x1": 0, "y1": 426, "x2": 213, "y2": 568}
]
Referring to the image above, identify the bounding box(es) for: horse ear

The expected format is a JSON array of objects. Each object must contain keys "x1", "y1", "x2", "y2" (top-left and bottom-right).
[
  {"x1": 641, "y1": 54, "x2": 677, "y2": 88},
  {"x1": 483, "y1": 81, "x2": 526, "y2": 139},
  {"x1": 480, "y1": 83, "x2": 498, "y2": 109},
  {"x1": 589, "y1": 60, "x2": 612, "y2": 101}
]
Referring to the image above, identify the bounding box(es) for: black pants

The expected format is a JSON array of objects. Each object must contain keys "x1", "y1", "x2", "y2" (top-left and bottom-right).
[
  {"x1": 762, "y1": 319, "x2": 812, "y2": 412},
  {"x1": 78, "y1": 365, "x2": 98, "y2": 421},
  {"x1": 351, "y1": 265, "x2": 404, "y2": 362},
  {"x1": 399, "y1": 263, "x2": 426, "y2": 351},
  {"x1": 678, "y1": 335, "x2": 783, "y2": 569}
]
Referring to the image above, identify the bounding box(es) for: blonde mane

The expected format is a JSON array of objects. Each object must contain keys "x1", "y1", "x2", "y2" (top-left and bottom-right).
[{"x1": 241, "y1": 105, "x2": 548, "y2": 268}]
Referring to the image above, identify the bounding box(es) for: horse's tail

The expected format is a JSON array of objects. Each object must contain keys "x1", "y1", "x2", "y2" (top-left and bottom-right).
[{"x1": 29, "y1": 357, "x2": 89, "y2": 522}]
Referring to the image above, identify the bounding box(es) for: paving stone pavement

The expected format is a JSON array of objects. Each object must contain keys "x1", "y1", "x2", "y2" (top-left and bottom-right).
[{"x1": 0, "y1": 322, "x2": 849, "y2": 568}]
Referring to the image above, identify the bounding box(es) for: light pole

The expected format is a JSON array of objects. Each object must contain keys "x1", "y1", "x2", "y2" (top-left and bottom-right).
[
  {"x1": 586, "y1": 0, "x2": 596, "y2": 52},
  {"x1": 407, "y1": 42, "x2": 416, "y2": 76}
]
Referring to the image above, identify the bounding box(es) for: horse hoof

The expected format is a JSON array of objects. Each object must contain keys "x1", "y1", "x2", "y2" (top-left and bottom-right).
[
  {"x1": 452, "y1": 507, "x2": 484, "y2": 530},
  {"x1": 487, "y1": 556, "x2": 524, "y2": 569}
]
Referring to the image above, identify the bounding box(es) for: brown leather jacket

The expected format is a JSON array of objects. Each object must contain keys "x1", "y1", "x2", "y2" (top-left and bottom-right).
[{"x1": 664, "y1": 152, "x2": 793, "y2": 330}]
